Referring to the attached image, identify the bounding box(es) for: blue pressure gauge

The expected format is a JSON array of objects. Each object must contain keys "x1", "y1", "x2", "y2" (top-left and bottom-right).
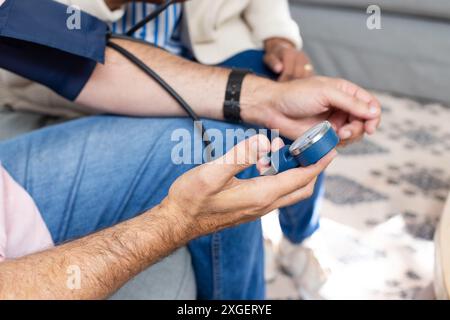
[{"x1": 264, "y1": 121, "x2": 339, "y2": 175}]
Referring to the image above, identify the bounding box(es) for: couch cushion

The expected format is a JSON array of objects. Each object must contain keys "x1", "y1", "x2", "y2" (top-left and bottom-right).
[
  {"x1": 110, "y1": 247, "x2": 196, "y2": 300},
  {"x1": 0, "y1": 106, "x2": 56, "y2": 141},
  {"x1": 291, "y1": 0, "x2": 450, "y2": 20},
  {"x1": 290, "y1": 4, "x2": 450, "y2": 105}
]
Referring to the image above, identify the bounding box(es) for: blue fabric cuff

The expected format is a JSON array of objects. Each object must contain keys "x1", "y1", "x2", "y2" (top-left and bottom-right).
[
  {"x1": 0, "y1": 0, "x2": 109, "y2": 100},
  {"x1": 0, "y1": 0, "x2": 107, "y2": 62}
]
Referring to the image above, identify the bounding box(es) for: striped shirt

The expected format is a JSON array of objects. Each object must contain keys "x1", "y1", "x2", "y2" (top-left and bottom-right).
[{"x1": 111, "y1": 3, "x2": 183, "y2": 54}]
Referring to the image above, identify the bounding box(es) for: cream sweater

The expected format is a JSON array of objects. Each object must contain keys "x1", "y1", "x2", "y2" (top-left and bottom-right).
[
  {"x1": 0, "y1": 0, "x2": 302, "y2": 116},
  {"x1": 184, "y1": 0, "x2": 302, "y2": 64}
]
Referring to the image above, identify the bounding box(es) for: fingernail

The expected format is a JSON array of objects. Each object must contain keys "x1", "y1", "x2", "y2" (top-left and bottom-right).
[
  {"x1": 274, "y1": 64, "x2": 282, "y2": 73},
  {"x1": 369, "y1": 105, "x2": 379, "y2": 114},
  {"x1": 340, "y1": 130, "x2": 352, "y2": 139}
]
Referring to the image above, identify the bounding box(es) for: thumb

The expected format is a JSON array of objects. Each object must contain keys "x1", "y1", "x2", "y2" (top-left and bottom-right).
[
  {"x1": 264, "y1": 53, "x2": 283, "y2": 74},
  {"x1": 206, "y1": 135, "x2": 271, "y2": 184}
]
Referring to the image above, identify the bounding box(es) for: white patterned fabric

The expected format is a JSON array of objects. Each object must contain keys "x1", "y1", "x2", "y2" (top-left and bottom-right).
[
  {"x1": 111, "y1": 3, "x2": 183, "y2": 54},
  {"x1": 268, "y1": 92, "x2": 450, "y2": 300}
]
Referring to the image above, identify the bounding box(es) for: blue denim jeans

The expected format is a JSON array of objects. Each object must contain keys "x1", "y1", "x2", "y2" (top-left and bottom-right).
[
  {"x1": 187, "y1": 50, "x2": 323, "y2": 299},
  {"x1": 0, "y1": 51, "x2": 322, "y2": 300}
]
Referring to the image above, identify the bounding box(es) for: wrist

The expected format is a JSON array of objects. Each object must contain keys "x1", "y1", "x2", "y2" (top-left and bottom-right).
[
  {"x1": 148, "y1": 199, "x2": 198, "y2": 245},
  {"x1": 240, "y1": 75, "x2": 280, "y2": 127}
]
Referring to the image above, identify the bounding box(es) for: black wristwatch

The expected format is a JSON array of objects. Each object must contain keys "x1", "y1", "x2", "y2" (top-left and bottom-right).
[{"x1": 223, "y1": 69, "x2": 251, "y2": 123}]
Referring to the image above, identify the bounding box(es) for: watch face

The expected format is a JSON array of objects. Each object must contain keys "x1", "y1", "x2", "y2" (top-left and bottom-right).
[{"x1": 289, "y1": 121, "x2": 332, "y2": 156}]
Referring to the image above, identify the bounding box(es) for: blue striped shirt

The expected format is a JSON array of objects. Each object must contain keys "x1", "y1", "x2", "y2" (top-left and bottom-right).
[{"x1": 111, "y1": 3, "x2": 183, "y2": 54}]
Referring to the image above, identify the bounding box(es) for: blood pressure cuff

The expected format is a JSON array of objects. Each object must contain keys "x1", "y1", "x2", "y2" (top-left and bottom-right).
[{"x1": 0, "y1": 0, "x2": 108, "y2": 100}]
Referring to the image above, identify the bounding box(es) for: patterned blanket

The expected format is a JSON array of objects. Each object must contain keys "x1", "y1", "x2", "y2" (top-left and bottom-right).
[{"x1": 267, "y1": 92, "x2": 450, "y2": 300}]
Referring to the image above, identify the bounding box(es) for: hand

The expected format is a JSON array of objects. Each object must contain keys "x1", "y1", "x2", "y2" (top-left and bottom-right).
[
  {"x1": 162, "y1": 135, "x2": 336, "y2": 237},
  {"x1": 105, "y1": 0, "x2": 188, "y2": 10},
  {"x1": 264, "y1": 38, "x2": 314, "y2": 81},
  {"x1": 243, "y1": 76, "x2": 381, "y2": 145}
]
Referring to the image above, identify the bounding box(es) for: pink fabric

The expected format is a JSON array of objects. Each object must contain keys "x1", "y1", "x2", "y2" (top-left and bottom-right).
[{"x1": 0, "y1": 165, "x2": 54, "y2": 262}]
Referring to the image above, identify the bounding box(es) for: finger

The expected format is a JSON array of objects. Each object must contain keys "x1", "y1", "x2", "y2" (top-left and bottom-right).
[
  {"x1": 278, "y1": 51, "x2": 296, "y2": 81},
  {"x1": 256, "y1": 159, "x2": 270, "y2": 174},
  {"x1": 338, "y1": 119, "x2": 365, "y2": 141},
  {"x1": 331, "y1": 79, "x2": 382, "y2": 135},
  {"x1": 330, "y1": 78, "x2": 382, "y2": 122},
  {"x1": 264, "y1": 53, "x2": 283, "y2": 74},
  {"x1": 271, "y1": 137, "x2": 285, "y2": 152},
  {"x1": 257, "y1": 137, "x2": 285, "y2": 167},
  {"x1": 332, "y1": 78, "x2": 374, "y2": 103},
  {"x1": 225, "y1": 150, "x2": 336, "y2": 211},
  {"x1": 365, "y1": 117, "x2": 381, "y2": 135},
  {"x1": 206, "y1": 134, "x2": 271, "y2": 184},
  {"x1": 273, "y1": 149, "x2": 336, "y2": 198},
  {"x1": 339, "y1": 79, "x2": 382, "y2": 120},
  {"x1": 271, "y1": 178, "x2": 317, "y2": 209},
  {"x1": 254, "y1": 149, "x2": 337, "y2": 202},
  {"x1": 324, "y1": 87, "x2": 380, "y2": 120},
  {"x1": 256, "y1": 138, "x2": 285, "y2": 173},
  {"x1": 328, "y1": 110, "x2": 348, "y2": 132}
]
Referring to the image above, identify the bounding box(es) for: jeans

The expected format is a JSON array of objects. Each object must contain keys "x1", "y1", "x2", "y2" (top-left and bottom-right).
[
  {"x1": 0, "y1": 50, "x2": 323, "y2": 300},
  {"x1": 188, "y1": 50, "x2": 324, "y2": 299}
]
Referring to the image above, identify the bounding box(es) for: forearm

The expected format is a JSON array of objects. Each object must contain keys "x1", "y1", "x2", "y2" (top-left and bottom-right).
[
  {"x1": 0, "y1": 204, "x2": 189, "y2": 300},
  {"x1": 76, "y1": 38, "x2": 274, "y2": 124}
]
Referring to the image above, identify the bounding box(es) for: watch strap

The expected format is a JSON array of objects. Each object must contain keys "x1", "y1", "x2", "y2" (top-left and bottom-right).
[{"x1": 223, "y1": 69, "x2": 251, "y2": 123}]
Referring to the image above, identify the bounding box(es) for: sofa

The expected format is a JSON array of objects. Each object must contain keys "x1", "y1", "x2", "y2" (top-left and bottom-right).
[{"x1": 289, "y1": 0, "x2": 450, "y2": 105}]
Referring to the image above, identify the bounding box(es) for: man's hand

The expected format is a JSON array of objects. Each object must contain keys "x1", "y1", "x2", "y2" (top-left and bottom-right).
[
  {"x1": 242, "y1": 76, "x2": 381, "y2": 145},
  {"x1": 78, "y1": 38, "x2": 380, "y2": 147},
  {"x1": 264, "y1": 38, "x2": 314, "y2": 81},
  {"x1": 163, "y1": 135, "x2": 336, "y2": 237},
  {"x1": 0, "y1": 134, "x2": 334, "y2": 300},
  {"x1": 105, "y1": 0, "x2": 187, "y2": 10},
  {"x1": 262, "y1": 40, "x2": 381, "y2": 145}
]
